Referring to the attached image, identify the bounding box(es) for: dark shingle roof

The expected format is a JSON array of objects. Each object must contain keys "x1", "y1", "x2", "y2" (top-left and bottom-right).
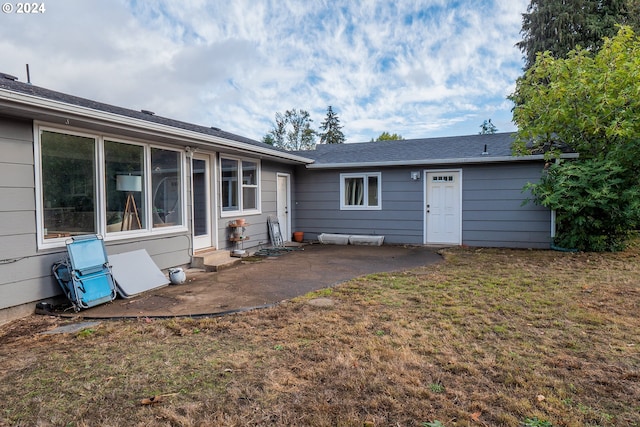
[
  {"x1": 0, "y1": 72, "x2": 292, "y2": 155},
  {"x1": 1, "y1": 73, "x2": 551, "y2": 168},
  {"x1": 296, "y1": 132, "x2": 517, "y2": 167}
]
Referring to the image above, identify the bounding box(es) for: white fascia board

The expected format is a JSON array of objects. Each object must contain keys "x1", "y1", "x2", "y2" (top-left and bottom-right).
[
  {"x1": 305, "y1": 153, "x2": 579, "y2": 169},
  {"x1": 0, "y1": 88, "x2": 314, "y2": 164}
]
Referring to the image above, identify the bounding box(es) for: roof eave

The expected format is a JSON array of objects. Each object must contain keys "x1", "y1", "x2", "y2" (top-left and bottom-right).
[
  {"x1": 305, "y1": 153, "x2": 579, "y2": 169},
  {"x1": 0, "y1": 88, "x2": 315, "y2": 165}
]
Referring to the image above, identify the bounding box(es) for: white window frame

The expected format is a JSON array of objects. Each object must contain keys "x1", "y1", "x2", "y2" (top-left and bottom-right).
[
  {"x1": 148, "y1": 144, "x2": 187, "y2": 233},
  {"x1": 34, "y1": 123, "x2": 187, "y2": 250},
  {"x1": 340, "y1": 172, "x2": 382, "y2": 210},
  {"x1": 103, "y1": 136, "x2": 147, "y2": 237},
  {"x1": 220, "y1": 155, "x2": 261, "y2": 217}
]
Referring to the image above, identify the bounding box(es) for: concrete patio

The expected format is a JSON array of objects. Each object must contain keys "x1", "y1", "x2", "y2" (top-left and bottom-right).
[{"x1": 45, "y1": 244, "x2": 442, "y2": 319}]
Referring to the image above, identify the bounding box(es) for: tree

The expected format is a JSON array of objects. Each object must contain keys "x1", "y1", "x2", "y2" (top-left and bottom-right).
[
  {"x1": 262, "y1": 134, "x2": 275, "y2": 146},
  {"x1": 318, "y1": 106, "x2": 346, "y2": 144},
  {"x1": 511, "y1": 26, "x2": 640, "y2": 160},
  {"x1": 516, "y1": 0, "x2": 640, "y2": 70},
  {"x1": 510, "y1": 27, "x2": 640, "y2": 251},
  {"x1": 371, "y1": 132, "x2": 404, "y2": 142},
  {"x1": 263, "y1": 109, "x2": 317, "y2": 151},
  {"x1": 479, "y1": 119, "x2": 497, "y2": 135}
]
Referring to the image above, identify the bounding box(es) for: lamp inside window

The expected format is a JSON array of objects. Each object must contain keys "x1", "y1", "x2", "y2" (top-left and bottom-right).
[{"x1": 116, "y1": 175, "x2": 142, "y2": 230}]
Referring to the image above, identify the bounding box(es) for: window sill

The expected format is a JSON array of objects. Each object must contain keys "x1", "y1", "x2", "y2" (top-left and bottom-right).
[
  {"x1": 340, "y1": 206, "x2": 382, "y2": 211},
  {"x1": 38, "y1": 226, "x2": 189, "y2": 250},
  {"x1": 221, "y1": 210, "x2": 261, "y2": 218}
]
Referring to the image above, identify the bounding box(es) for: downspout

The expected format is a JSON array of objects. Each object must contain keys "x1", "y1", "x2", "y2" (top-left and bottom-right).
[
  {"x1": 548, "y1": 158, "x2": 578, "y2": 252},
  {"x1": 185, "y1": 147, "x2": 196, "y2": 258}
]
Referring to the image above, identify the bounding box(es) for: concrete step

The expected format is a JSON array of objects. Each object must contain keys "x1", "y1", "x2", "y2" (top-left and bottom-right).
[{"x1": 192, "y1": 249, "x2": 241, "y2": 272}]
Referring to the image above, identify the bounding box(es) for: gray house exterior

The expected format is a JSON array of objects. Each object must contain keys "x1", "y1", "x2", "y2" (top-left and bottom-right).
[
  {"x1": 0, "y1": 71, "x2": 571, "y2": 323},
  {"x1": 293, "y1": 134, "x2": 574, "y2": 248},
  {"x1": 0, "y1": 72, "x2": 312, "y2": 322}
]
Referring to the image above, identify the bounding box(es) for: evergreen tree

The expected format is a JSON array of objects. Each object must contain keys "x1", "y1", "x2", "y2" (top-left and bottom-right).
[
  {"x1": 479, "y1": 119, "x2": 497, "y2": 135},
  {"x1": 517, "y1": 0, "x2": 640, "y2": 69},
  {"x1": 318, "y1": 106, "x2": 346, "y2": 144},
  {"x1": 262, "y1": 134, "x2": 276, "y2": 146}
]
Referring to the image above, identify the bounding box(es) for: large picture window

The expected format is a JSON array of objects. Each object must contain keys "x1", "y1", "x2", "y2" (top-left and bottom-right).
[
  {"x1": 221, "y1": 157, "x2": 260, "y2": 214},
  {"x1": 41, "y1": 130, "x2": 97, "y2": 239},
  {"x1": 105, "y1": 140, "x2": 145, "y2": 232},
  {"x1": 340, "y1": 172, "x2": 381, "y2": 210},
  {"x1": 37, "y1": 127, "x2": 185, "y2": 246},
  {"x1": 152, "y1": 148, "x2": 183, "y2": 228}
]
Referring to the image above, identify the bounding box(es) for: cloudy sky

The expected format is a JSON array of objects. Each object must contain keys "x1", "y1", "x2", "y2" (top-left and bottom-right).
[{"x1": 1, "y1": 0, "x2": 528, "y2": 143}]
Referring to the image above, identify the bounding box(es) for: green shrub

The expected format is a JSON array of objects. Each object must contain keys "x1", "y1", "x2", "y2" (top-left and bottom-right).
[{"x1": 526, "y1": 158, "x2": 640, "y2": 252}]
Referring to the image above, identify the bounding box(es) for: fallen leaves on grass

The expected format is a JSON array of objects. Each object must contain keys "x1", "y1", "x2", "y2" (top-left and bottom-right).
[
  {"x1": 1, "y1": 243, "x2": 639, "y2": 426},
  {"x1": 140, "y1": 392, "x2": 178, "y2": 405},
  {"x1": 140, "y1": 395, "x2": 163, "y2": 405}
]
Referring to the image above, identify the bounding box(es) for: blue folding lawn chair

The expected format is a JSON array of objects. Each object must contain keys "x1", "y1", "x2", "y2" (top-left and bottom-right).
[{"x1": 52, "y1": 234, "x2": 117, "y2": 311}]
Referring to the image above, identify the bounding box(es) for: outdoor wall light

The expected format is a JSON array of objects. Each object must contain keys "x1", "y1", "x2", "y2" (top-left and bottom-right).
[
  {"x1": 185, "y1": 146, "x2": 196, "y2": 157},
  {"x1": 410, "y1": 171, "x2": 420, "y2": 181}
]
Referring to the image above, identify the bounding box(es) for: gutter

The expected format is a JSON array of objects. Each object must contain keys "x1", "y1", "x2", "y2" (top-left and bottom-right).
[
  {"x1": 0, "y1": 88, "x2": 315, "y2": 165},
  {"x1": 305, "y1": 153, "x2": 579, "y2": 169}
]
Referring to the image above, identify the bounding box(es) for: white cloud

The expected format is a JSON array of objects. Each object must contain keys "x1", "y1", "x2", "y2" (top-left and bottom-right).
[{"x1": 0, "y1": 0, "x2": 528, "y2": 142}]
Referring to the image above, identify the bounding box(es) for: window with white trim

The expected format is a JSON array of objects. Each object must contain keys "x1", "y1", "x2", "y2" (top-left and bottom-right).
[
  {"x1": 151, "y1": 147, "x2": 183, "y2": 228},
  {"x1": 340, "y1": 172, "x2": 381, "y2": 210},
  {"x1": 41, "y1": 130, "x2": 97, "y2": 238},
  {"x1": 105, "y1": 140, "x2": 145, "y2": 231},
  {"x1": 36, "y1": 126, "x2": 185, "y2": 248},
  {"x1": 221, "y1": 156, "x2": 260, "y2": 214}
]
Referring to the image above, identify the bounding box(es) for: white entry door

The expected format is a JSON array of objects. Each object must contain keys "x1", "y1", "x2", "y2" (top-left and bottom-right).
[
  {"x1": 192, "y1": 154, "x2": 214, "y2": 250},
  {"x1": 425, "y1": 170, "x2": 461, "y2": 245},
  {"x1": 276, "y1": 173, "x2": 291, "y2": 242}
]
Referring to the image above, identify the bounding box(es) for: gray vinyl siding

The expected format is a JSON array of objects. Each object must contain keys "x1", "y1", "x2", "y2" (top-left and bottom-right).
[
  {"x1": 0, "y1": 116, "x2": 52, "y2": 310},
  {"x1": 461, "y1": 163, "x2": 551, "y2": 248},
  {"x1": 104, "y1": 236, "x2": 191, "y2": 269},
  {"x1": 217, "y1": 160, "x2": 296, "y2": 250},
  {"x1": 0, "y1": 114, "x2": 297, "y2": 312},
  {"x1": 0, "y1": 116, "x2": 191, "y2": 310},
  {"x1": 294, "y1": 162, "x2": 551, "y2": 249},
  {"x1": 294, "y1": 167, "x2": 424, "y2": 244}
]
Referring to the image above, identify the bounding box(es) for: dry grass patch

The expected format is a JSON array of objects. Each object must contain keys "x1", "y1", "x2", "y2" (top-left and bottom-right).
[{"x1": 1, "y1": 243, "x2": 639, "y2": 426}]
